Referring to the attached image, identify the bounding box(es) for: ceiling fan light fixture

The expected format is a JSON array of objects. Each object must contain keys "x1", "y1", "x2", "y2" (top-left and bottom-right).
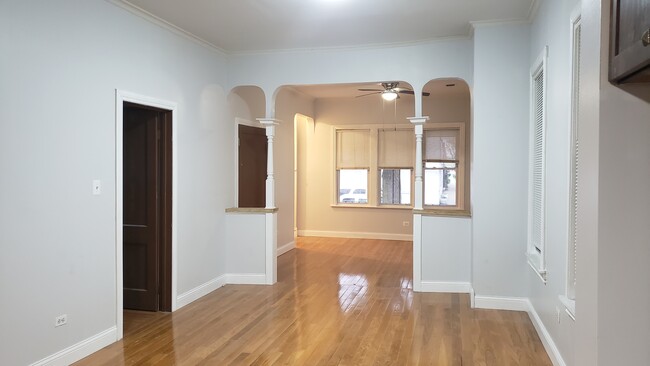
[{"x1": 381, "y1": 90, "x2": 398, "y2": 101}]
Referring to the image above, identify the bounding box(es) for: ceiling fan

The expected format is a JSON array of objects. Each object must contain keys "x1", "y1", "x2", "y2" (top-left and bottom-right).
[{"x1": 356, "y1": 82, "x2": 430, "y2": 101}]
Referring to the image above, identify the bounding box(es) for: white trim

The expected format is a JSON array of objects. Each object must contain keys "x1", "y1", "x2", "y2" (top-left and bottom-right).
[
  {"x1": 473, "y1": 296, "x2": 567, "y2": 366},
  {"x1": 176, "y1": 275, "x2": 228, "y2": 309},
  {"x1": 559, "y1": 295, "x2": 576, "y2": 320},
  {"x1": 527, "y1": 300, "x2": 568, "y2": 366},
  {"x1": 298, "y1": 230, "x2": 413, "y2": 241},
  {"x1": 227, "y1": 273, "x2": 268, "y2": 285},
  {"x1": 277, "y1": 241, "x2": 295, "y2": 256},
  {"x1": 420, "y1": 281, "x2": 472, "y2": 293},
  {"x1": 527, "y1": 0, "x2": 541, "y2": 23},
  {"x1": 30, "y1": 326, "x2": 117, "y2": 366},
  {"x1": 473, "y1": 295, "x2": 530, "y2": 311},
  {"x1": 107, "y1": 0, "x2": 227, "y2": 55},
  {"x1": 115, "y1": 90, "x2": 179, "y2": 339},
  {"x1": 265, "y1": 212, "x2": 277, "y2": 284},
  {"x1": 412, "y1": 214, "x2": 422, "y2": 292},
  {"x1": 527, "y1": 45, "x2": 549, "y2": 280}
]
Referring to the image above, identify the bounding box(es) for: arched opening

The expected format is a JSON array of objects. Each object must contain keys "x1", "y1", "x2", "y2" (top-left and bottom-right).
[
  {"x1": 421, "y1": 78, "x2": 472, "y2": 211},
  {"x1": 227, "y1": 85, "x2": 266, "y2": 207}
]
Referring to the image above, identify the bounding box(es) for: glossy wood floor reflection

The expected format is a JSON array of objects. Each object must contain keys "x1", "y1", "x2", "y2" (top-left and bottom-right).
[{"x1": 75, "y1": 237, "x2": 551, "y2": 366}]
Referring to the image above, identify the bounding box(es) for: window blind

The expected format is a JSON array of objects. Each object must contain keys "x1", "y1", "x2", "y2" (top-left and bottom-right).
[
  {"x1": 568, "y1": 21, "x2": 582, "y2": 300},
  {"x1": 531, "y1": 68, "x2": 545, "y2": 254},
  {"x1": 424, "y1": 129, "x2": 458, "y2": 161},
  {"x1": 336, "y1": 129, "x2": 370, "y2": 169},
  {"x1": 378, "y1": 129, "x2": 414, "y2": 168}
]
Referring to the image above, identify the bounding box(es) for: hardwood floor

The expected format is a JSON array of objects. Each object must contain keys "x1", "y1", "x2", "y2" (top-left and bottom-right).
[{"x1": 75, "y1": 237, "x2": 551, "y2": 365}]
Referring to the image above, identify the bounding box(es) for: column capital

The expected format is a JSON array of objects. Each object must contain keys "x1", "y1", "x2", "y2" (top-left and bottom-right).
[
  {"x1": 407, "y1": 116, "x2": 429, "y2": 125},
  {"x1": 257, "y1": 118, "x2": 281, "y2": 126}
]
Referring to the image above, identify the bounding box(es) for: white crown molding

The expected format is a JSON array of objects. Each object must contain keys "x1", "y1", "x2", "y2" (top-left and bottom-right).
[
  {"x1": 227, "y1": 35, "x2": 473, "y2": 57},
  {"x1": 527, "y1": 0, "x2": 541, "y2": 23},
  {"x1": 105, "y1": 0, "x2": 227, "y2": 56}
]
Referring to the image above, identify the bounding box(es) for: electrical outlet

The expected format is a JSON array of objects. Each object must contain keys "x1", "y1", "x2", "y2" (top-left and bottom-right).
[
  {"x1": 55, "y1": 314, "x2": 67, "y2": 327},
  {"x1": 403, "y1": 221, "x2": 410, "y2": 227}
]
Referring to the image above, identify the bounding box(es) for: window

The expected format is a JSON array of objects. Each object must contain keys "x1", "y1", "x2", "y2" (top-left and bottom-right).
[
  {"x1": 567, "y1": 15, "x2": 582, "y2": 303},
  {"x1": 333, "y1": 123, "x2": 469, "y2": 213},
  {"x1": 336, "y1": 129, "x2": 370, "y2": 204},
  {"x1": 423, "y1": 126, "x2": 465, "y2": 209},
  {"x1": 378, "y1": 129, "x2": 413, "y2": 205},
  {"x1": 528, "y1": 46, "x2": 548, "y2": 281}
]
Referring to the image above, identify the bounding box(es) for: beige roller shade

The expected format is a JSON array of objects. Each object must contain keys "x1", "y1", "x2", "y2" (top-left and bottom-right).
[
  {"x1": 424, "y1": 129, "x2": 458, "y2": 161},
  {"x1": 336, "y1": 129, "x2": 370, "y2": 169},
  {"x1": 378, "y1": 129, "x2": 414, "y2": 168}
]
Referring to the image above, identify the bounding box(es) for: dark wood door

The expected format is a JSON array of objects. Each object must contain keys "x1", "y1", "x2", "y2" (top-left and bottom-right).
[
  {"x1": 123, "y1": 104, "x2": 169, "y2": 311},
  {"x1": 238, "y1": 125, "x2": 267, "y2": 208},
  {"x1": 610, "y1": 0, "x2": 650, "y2": 82}
]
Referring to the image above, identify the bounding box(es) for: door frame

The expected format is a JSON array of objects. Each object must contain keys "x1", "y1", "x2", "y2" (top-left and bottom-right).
[{"x1": 115, "y1": 90, "x2": 178, "y2": 340}]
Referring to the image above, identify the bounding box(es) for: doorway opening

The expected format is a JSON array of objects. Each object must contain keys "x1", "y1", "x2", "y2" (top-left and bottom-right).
[
  {"x1": 122, "y1": 102, "x2": 172, "y2": 313},
  {"x1": 115, "y1": 90, "x2": 178, "y2": 340},
  {"x1": 238, "y1": 123, "x2": 267, "y2": 208}
]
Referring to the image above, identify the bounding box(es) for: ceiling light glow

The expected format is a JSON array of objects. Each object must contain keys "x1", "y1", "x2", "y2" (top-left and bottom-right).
[{"x1": 382, "y1": 90, "x2": 398, "y2": 101}]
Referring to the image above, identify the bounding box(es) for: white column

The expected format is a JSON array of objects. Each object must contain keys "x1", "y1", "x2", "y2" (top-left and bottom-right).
[
  {"x1": 408, "y1": 116, "x2": 428, "y2": 292},
  {"x1": 257, "y1": 118, "x2": 280, "y2": 209},
  {"x1": 408, "y1": 117, "x2": 429, "y2": 210}
]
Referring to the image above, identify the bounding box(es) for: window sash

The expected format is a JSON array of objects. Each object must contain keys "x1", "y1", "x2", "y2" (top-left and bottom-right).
[
  {"x1": 378, "y1": 129, "x2": 414, "y2": 168},
  {"x1": 336, "y1": 129, "x2": 370, "y2": 169}
]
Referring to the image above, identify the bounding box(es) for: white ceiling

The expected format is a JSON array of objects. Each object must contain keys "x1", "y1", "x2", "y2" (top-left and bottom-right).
[{"x1": 122, "y1": 0, "x2": 535, "y2": 53}]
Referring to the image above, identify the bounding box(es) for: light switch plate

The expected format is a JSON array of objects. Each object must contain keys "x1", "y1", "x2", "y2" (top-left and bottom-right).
[{"x1": 93, "y1": 180, "x2": 101, "y2": 195}]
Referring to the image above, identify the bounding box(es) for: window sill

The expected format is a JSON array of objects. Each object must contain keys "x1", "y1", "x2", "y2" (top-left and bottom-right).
[
  {"x1": 527, "y1": 255, "x2": 547, "y2": 284},
  {"x1": 331, "y1": 204, "x2": 413, "y2": 210},
  {"x1": 559, "y1": 295, "x2": 576, "y2": 321},
  {"x1": 413, "y1": 209, "x2": 471, "y2": 217},
  {"x1": 225, "y1": 207, "x2": 278, "y2": 214}
]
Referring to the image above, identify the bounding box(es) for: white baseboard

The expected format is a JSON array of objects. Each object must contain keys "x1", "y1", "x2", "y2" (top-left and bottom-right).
[
  {"x1": 226, "y1": 273, "x2": 267, "y2": 285},
  {"x1": 420, "y1": 281, "x2": 472, "y2": 293},
  {"x1": 176, "y1": 274, "x2": 227, "y2": 309},
  {"x1": 473, "y1": 295, "x2": 530, "y2": 311},
  {"x1": 298, "y1": 230, "x2": 412, "y2": 241},
  {"x1": 277, "y1": 241, "x2": 295, "y2": 256},
  {"x1": 30, "y1": 326, "x2": 117, "y2": 366},
  {"x1": 526, "y1": 299, "x2": 567, "y2": 366},
  {"x1": 473, "y1": 295, "x2": 566, "y2": 366}
]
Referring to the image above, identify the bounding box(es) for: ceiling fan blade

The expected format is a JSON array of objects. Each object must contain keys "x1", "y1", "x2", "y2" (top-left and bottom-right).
[
  {"x1": 357, "y1": 88, "x2": 383, "y2": 92},
  {"x1": 355, "y1": 92, "x2": 382, "y2": 98},
  {"x1": 397, "y1": 90, "x2": 415, "y2": 95},
  {"x1": 422, "y1": 92, "x2": 431, "y2": 97}
]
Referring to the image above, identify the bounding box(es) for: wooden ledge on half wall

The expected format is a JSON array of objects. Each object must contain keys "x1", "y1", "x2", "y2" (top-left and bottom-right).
[
  {"x1": 225, "y1": 207, "x2": 279, "y2": 214},
  {"x1": 412, "y1": 208, "x2": 472, "y2": 217}
]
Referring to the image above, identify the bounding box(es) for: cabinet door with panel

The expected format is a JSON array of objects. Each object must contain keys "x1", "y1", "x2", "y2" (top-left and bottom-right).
[{"x1": 610, "y1": 0, "x2": 650, "y2": 83}]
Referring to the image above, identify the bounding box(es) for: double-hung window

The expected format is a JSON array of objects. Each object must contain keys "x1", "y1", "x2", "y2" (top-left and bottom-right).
[
  {"x1": 336, "y1": 129, "x2": 370, "y2": 204},
  {"x1": 423, "y1": 125, "x2": 465, "y2": 209},
  {"x1": 378, "y1": 128, "x2": 413, "y2": 205},
  {"x1": 528, "y1": 46, "x2": 548, "y2": 281}
]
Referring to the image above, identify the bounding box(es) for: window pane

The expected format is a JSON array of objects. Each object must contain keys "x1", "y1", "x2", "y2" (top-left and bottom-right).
[
  {"x1": 424, "y1": 164, "x2": 457, "y2": 206},
  {"x1": 380, "y1": 169, "x2": 411, "y2": 205},
  {"x1": 338, "y1": 169, "x2": 368, "y2": 204}
]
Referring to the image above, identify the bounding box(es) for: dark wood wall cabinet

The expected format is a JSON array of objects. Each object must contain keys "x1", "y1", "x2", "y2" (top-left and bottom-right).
[{"x1": 610, "y1": 0, "x2": 650, "y2": 83}]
